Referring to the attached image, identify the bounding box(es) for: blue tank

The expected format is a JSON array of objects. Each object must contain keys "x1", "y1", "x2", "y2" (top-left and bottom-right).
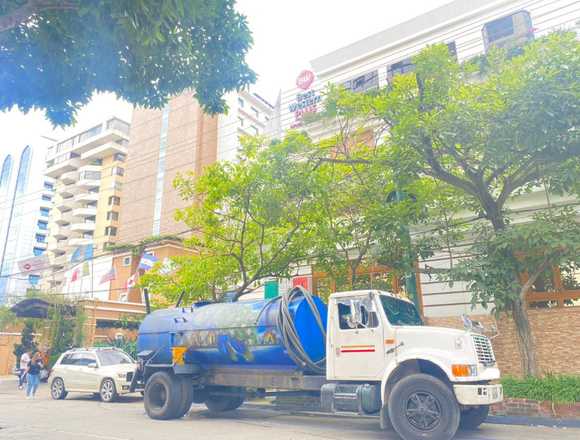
[{"x1": 137, "y1": 294, "x2": 327, "y2": 371}]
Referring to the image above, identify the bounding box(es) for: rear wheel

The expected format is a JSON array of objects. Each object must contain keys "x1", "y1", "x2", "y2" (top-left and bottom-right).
[
  {"x1": 144, "y1": 371, "x2": 183, "y2": 420},
  {"x1": 175, "y1": 376, "x2": 194, "y2": 418},
  {"x1": 205, "y1": 387, "x2": 245, "y2": 413},
  {"x1": 50, "y1": 377, "x2": 67, "y2": 400},
  {"x1": 388, "y1": 374, "x2": 460, "y2": 440},
  {"x1": 100, "y1": 378, "x2": 118, "y2": 403},
  {"x1": 459, "y1": 405, "x2": 489, "y2": 430}
]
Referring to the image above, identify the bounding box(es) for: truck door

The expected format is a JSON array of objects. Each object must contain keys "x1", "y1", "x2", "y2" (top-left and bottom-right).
[{"x1": 329, "y1": 295, "x2": 386, "y2": 380}]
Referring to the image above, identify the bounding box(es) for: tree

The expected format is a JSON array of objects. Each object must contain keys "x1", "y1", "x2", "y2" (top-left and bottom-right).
[
  {"x1": 173, "y1": 133, "x2": 319, "y2": 299},
  {"x1": 319, "y1": 32, "x2": 580, "y2": 376},
  {"x1": 0, "y1": 0, "x2": 255, "y2": 124}
]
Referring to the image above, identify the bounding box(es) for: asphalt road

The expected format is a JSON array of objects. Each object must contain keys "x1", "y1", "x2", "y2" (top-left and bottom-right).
[{"x1": 1, "y1": 378, "x2": 579, "y2": 440}]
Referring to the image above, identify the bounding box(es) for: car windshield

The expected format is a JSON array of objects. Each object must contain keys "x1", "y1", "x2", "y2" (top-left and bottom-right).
[
  {"x1": 379, "y1": 295, "x2": 423, "y2": 326},
  {"x1": 97, "y1": 350, "x2": 133, "y2": 366}
]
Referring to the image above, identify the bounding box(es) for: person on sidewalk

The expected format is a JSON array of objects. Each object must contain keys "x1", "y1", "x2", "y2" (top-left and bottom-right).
[
  {"x1": 18, "y1": 351, "x2": 31, "y2": 390},
  {"x1": 25, "y1": 352, "x2": 43, "y2": 399}
]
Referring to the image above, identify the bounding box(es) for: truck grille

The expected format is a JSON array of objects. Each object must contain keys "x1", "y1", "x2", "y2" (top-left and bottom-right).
[{"x1": 472, "y1": 334, "x2": 495, "y2": 365}]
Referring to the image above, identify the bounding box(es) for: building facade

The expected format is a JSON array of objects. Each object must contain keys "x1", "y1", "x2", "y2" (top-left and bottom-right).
[
  {"x1": 44, "y1": 117, "x2": 130, "y2": 291},
  {"x1": 276, "y1": 0, "x2": 580, "y2": 317},
  {"x1": 118, "y1": 90, "x2": 274, "y2": 245},
  {"x1": 0, "y1": 141, "x2": 54, "y2": 304}
]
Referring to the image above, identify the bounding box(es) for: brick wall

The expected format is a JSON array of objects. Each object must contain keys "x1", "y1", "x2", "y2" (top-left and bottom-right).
[
  {"x1": 428, "y1": 307, "x2": 580, "y2": 377},
  {"x1": 491, "y1": 398, "x2": 580, "y2": 419}
]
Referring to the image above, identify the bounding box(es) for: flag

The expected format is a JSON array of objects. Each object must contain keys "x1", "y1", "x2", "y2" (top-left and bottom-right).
[
  {"x1": 18, "y1": 255, "x2": 49, "y2": 274},
  {"x1": 70, "y1": 247, "x2": 82, "y2": 263},
  {"x1": 126, "y1": 273, "x2": 137, "y2": 289},
  {"x1": 138, "y1": 253, "x2": 158, "y2": 271},
  {"x1": 71, "y1": 268, "x2": 80, "y2": 282},
  {"x1": 70, "y1": 244, "x2": 93, "y2": 263},
  {"x1": 82, "y1": 261, "x2": 90, "y2": 277},
  {"x1": 83, "y1": 244, "x2": 94, "y2": 260},
  {"x1": 99, "y1": 267, "x2": 116, "y2": 284}
]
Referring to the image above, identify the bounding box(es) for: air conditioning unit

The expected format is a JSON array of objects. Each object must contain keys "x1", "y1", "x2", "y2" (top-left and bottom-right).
[{"x1": 482, "y1": 10, "x2": 534, "y2": 52}]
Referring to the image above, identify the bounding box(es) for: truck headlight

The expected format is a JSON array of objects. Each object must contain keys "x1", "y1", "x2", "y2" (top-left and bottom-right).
[{"x1": 452, "y1": 364, "x2": 478, "y2": 377}]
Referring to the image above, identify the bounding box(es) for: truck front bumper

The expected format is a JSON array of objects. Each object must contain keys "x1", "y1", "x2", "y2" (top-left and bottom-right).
[{"x1": 453, "y1": 384, "x2": 503, "y2": 406}]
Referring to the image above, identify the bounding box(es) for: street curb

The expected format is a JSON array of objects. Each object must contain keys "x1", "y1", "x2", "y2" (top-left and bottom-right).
[{"x1": 244, "y1": 402, "x2": 580, "y2": 428}]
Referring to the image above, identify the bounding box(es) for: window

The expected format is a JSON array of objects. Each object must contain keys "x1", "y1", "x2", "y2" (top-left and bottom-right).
[
  {"x1": 107, "y1": 211, "x2": 119, "y2": 221},
  {"x1": 41, "y1": 194, "x2": 51, "y2": 201},
  {"x1": 97, "y1": 350, "x2": 133, "y2": 366},
  {"x1": 80, "y1": 171, "x2": 101, "y2": 180},
  {"x1": 484, "y1": 14, "x2": 515, "y2": 43},
  {"x1": 72, "y1": 352, "x2": 97, "y2": 366},
  {"x1": 251, "y1": 106, "x2": 260, "y2": 119},
  {"x1": 387, "y1": 42, "x2": 457, "y2": 83},
  {"x1": 37, "y1": 220, "x2": 48, "y2": 230},
  {"x1": 15, "y1": 146, "x2": 32, "y2": 194},
  {"x1": 28, "y1": 274, "x2": 40, "y2": 285},
  {"x1": 337, "y1": 297, "x2": 379, "y2": 330},
  {"x1": 238, "y1": 117, "x2": 245, "y2": 127},
  {"x1": 43, "y1": 181, "x2": 54, "y2": 191},
  {"x1": 82, "y1": 232, "x2": 93, "y2": 239},
  {"x1": 111, "y1": 166, "x2": 124, "y2": 176},
  {"x1": 114, "y1": 153, "x2": 126, "y2": 162},
  {"x1": 0, "y1": 155, "x2": 12, "y2": 189},
  {"x1": 343, "y1": 70, "x2": 379, "y2": 93},
  {"x1": 105, "y1": 226, "x2": 117, "y2": 236},
  {"x1": 90, "y1": 159, "x2": 103, "y2": 166},
  {"x1": 108, "y1": 196, "x2": 120, "y2": 206},
  {"x1": 250, "y1": 125, "x2": 259, "y2": 136},
  {"x1": 33, "y1": 247, "x2": 45, "y2": 256},
  {"x1": 122, "y1": 256, "x2": 132, "y2": 266},
  {"x1": 40, "y1": 207, "x2": 49, "y2": 217},
  {"x1": 238, "y1": 97, "x2": 245, "y2": 108},
  {"x1": 60, "y1": 354, "x2": 75, "y2": 365},
  {"x1": 35, "y1": 234, "x2": 46, "y2": 243}
]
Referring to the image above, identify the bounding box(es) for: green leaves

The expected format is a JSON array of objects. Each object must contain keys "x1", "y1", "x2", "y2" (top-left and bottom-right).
[{"x1": 0, "y1": 0, "x2": 255, "y2": 125}]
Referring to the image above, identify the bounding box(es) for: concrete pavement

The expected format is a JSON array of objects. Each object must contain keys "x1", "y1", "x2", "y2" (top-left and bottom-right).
[{"x1": 1, "y1": 378, "x2": 579, "y2": 440}]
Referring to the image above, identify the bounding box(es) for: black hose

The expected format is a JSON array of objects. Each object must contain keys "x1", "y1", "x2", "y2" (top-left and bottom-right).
[{"x1": 275, "y1": 286, "x2": 327, "y2": 374}]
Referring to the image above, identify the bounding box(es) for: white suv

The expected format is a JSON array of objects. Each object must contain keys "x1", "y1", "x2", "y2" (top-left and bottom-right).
[{"x1": 50, "y1": 347, "x2": 138, "y2": 402}]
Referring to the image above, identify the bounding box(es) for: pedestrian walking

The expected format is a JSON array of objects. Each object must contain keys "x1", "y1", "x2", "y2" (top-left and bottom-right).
[
  {"x1": 18, "y1": 351, "x2": 31, "y2": 390},
  {"x1": 25, "y1": 352, "x2": 43, "y2": 399}
]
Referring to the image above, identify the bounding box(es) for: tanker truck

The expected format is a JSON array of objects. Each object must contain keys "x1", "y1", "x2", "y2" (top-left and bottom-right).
[{"x1": 132, "y1": 287, "x2": 503, "y2": 440}]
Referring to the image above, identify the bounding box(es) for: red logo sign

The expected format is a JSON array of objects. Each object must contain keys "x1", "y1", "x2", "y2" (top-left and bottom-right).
[{"x1": 296, "y1": 70, "x2": 315, "y2": 90}]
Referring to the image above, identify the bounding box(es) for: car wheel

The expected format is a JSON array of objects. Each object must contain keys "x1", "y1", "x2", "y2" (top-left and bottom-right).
[
  {"x1": 51, "y1": 377, "x2": 68, "y2": 400},
  {"x1": 459, "y1": 405, "x2": 490, "y2": 430},
  {"x1": 388, "y1": 373, "x2": 460, "y2": 440},
  {"x1": 144, "y1": 371, "x2": 183, "y2": 420},
  {"x1": 100, "y1": 378, "x2": 118, "y2": 403}
]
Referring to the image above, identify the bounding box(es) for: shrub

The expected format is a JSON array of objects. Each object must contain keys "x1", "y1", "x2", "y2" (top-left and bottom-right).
[{"x1": 501, "y1": 375, "x2": 580, "y2": 404}]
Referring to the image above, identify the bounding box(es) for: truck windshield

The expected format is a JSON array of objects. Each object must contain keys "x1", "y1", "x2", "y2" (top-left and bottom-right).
[{"x1": 379, "y1": 295, "x2": 423, "y2": 326}]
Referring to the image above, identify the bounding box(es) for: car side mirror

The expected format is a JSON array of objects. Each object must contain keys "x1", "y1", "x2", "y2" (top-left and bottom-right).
[{"x1": 87, "y1": 362, "x2": 98, "y2": 369}]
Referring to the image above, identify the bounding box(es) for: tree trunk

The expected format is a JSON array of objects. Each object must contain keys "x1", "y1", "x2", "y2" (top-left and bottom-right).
[{"x1": 510, "y1": 298, "x2": 538, "y2": 376}]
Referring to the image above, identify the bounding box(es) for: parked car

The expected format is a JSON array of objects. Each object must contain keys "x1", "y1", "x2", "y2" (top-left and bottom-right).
[{"x1": 50, "y1": 347, "x2": 138, "y2": 402}]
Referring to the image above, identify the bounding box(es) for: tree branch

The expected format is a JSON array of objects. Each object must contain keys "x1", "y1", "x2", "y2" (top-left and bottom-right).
[{"x1": 0, "y1": 0, "x2": 77, "y2": 33}]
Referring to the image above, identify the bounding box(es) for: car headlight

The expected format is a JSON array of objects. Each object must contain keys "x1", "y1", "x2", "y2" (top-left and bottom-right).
[{"x1": 116, "y1": 372, "x2": 127, "y2": 379}]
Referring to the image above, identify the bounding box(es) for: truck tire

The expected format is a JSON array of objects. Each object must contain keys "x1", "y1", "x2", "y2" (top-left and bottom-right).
[
  {"x1": 175, "y1": 376, "x2": 194, "y2": 418},
  {"x1": 459, "y1": 405, "x2": 489, "y2": 430},
  {"x1": 388, "y1": 373, "x2": 460, "y2": 440},
  {"x1": 205, "y1": 387, "x2": 245, "y2": 413},
  {"x1": 144, "y1": 371, "x2": 184, "y2": 420}
]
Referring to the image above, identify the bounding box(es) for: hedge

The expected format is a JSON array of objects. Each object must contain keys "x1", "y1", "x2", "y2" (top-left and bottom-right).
[{"x1": 501, "y1": 375, "x2": 580, "y2": 404}]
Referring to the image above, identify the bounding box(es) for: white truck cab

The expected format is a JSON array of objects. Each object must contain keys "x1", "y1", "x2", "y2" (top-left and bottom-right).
[{"x1": 324, "y1": 290, "x2": 503, "y2": 439}]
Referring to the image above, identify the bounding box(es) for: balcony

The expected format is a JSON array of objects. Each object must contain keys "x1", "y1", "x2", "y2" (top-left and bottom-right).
[
  {"x1": 52, "y1": 226, "x2": 70, "y2": 240},
  {"x1": 81, "y1": 141, "x2": 128, "y2": 161},
  {"x1": 34, "y1": 241, "x2": 48, "y2": 250},
  {"x1": 70, "y1": 222, "x2": 96, "y2": 233},
  {"x1": 72, "y1": 207, "x2": 97, "y2": 218},
  {"x1": 61, "y1": 171, "x2": 79, "y2": 185},
  {"x1": 69, "y1": 237, "x2": 93, "y2": 247},
  {"x1": 53, "y1": 211, "x2": 72, "y2": 225},
  {"x1": 45, "y1": 156, "x2": 81, "y2": 178},
  {"x1": 56, "y1": 182, "x2": 79, "y2": 198},
  {"x1": 52, "y1": 254, "x2": 68, "y2": 267},
  {"x1": 74, "y1": 192, "x2": 99, "y2": 203}
]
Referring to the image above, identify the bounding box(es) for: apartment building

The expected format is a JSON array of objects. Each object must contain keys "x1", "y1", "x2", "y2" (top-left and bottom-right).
[
  {"x1": 276, "y1": 0, "x2": 580, "y2": 317},
  {"x1": 118, "y1": 90, "x2": 273, "y2": 245},
  {"x1": 44, "y1": 117, "x2": 130, "y2": 290},
  {"x1": 0, "y1": 141, "x2": 54, "y2": 304}
]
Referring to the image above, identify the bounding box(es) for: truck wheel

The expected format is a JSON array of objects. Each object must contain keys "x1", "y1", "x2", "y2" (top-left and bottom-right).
[
  {"x1": 388, "y1": 374, "x2": 460, "y2": 440},
  {"x1": 144, "y1": 371, "x2": 184, "y2": 420},
  {"x1": 175, "y1": 376, "x2": 194, "y2": 418},
  {"x1": 205, "y1": 387, "x2": 245, "y2": 413},
  {"x1": 459, "y1": 405, "x2": 489, "y2": 430}
]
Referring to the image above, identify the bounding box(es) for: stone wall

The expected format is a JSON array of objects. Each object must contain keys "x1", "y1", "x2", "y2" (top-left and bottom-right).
[{"x1": 428, "y1": 307, "x2": 580, "y2": 377}]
